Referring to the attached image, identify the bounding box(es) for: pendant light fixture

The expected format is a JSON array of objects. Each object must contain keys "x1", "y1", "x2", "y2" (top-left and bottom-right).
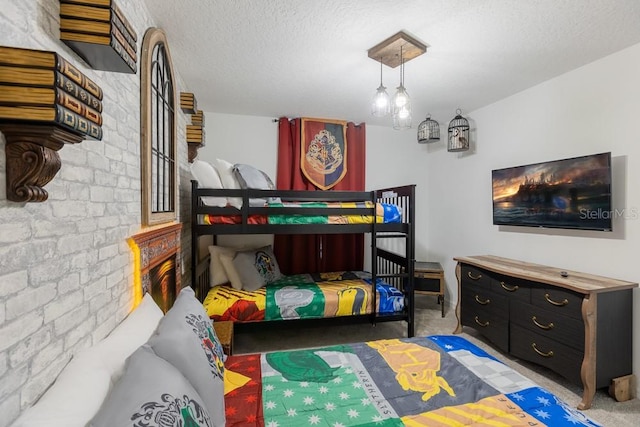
[
  {"x1": 392, "y1": 46, "x2": 412, "y2": 130},
  {"x1": 371, "y1": 58, "x2": 390, "y2": 117},
  {"x1": 367, "y1": 31, "x2": 426, "y2": 130}
]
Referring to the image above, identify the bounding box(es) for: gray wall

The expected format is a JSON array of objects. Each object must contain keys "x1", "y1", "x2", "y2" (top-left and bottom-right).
[{"x1": 0, "y1": 1, "x2": 193, "y2": 425}]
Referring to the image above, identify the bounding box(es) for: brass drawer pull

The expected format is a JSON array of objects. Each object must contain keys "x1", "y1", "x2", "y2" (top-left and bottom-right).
[
  {"x1": 500, "y1": 281, "x2": 519, "y2": 292},
  {"x1": 475, "y1": 295, "x2": 490, "y2": 305},
  {"x1": 531, "y1": 343, "x2": 554, "y2": 358},
  {"x1": 474, "y1": 316, "x2": 489, "y2": 327},
  {"x1": 532, "y1": 316, "x2": 554, "y2": 330},
  {"x1": 467, "y1": 271, "x2": 482, "y2": 280},
  {"x1": 544, "y1": 293, "x2": 569, "y2": 307}
]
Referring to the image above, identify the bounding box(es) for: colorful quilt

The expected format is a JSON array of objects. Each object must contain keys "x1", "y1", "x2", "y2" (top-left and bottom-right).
[
  {"x1": 200, "y1": 201, "x2": 402, "y2": 225},
  {"x1": 223, "y1": 335, "x2": 601, "y2": 427},
  {"x1": 203, "y1": 272, "x2": 405, "y2": 322},
  {"x1": 267, "y1": 201, "x2": 402, "y2": 224}
]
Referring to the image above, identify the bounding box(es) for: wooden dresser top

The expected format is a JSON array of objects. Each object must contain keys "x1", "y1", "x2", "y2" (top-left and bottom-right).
[{"x1": 454, "y1": 255, "x2": 638, "y2": 294}]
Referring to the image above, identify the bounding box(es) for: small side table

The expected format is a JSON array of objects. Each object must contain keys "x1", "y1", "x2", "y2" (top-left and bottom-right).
[
  {"x1": 414, "y1": 261, "x2": 445, "y2": 317},
  {"x1": 212, "y1": 320, "x2": 234, "y2": 356}
]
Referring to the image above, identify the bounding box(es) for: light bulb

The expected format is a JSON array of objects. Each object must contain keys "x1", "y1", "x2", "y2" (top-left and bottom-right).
[{"x1": 371, "y1": 84, "x2": 390, "y2": 117}]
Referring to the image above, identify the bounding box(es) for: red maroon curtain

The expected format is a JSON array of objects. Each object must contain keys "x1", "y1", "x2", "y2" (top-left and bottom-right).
[{"x1": 274, "y1": 117, "x2": 366, "y2": 274}]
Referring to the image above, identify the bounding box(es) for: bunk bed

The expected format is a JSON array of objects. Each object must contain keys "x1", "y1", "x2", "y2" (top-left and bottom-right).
[{"x1": 190, "y1": 180, "x2": 416, "y2": 337}]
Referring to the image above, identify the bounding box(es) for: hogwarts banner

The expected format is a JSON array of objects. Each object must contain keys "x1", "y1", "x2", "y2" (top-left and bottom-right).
[{"x1": 300, "y1": 118, "x2": 347, "y2": 190}]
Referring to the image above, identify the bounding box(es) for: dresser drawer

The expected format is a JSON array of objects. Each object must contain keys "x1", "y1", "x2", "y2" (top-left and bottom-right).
[
  {"x1": 461, "y1": 303, "x2": 509, "y2": 353},
  {"x1": 461, "y1": 265, "x2": 493, "y2": 288},
  {"x1": 461, "y1": 286, "x2": 509, "y2": 352},
  {"x1": 491, "y1": 275, "x2": 531, "y2": 301},
  {"x1": 531, "y1": 287, "x2": 583, "y2": 320},
  {"x1": 461, "y1": 283, "x2": 508, "y2": 313},
  {"x1": 510, "y1": 300, "x2": 584, "y2": 351},
  {"x1": 510, "y1": 324, "x2": 583, "y2": 386}
]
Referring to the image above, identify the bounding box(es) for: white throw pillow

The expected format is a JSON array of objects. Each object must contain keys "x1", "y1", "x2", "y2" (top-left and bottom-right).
[
  {"x1": 219, "y1": 252, "x2": 243, "y2": 290},
  {"x1": 92, "y1": 293, "x2": 164, "y2": 382},
  {"x1": 190, "y1": 160, "x2": 227, "y2": 207},
  {"x1": 214, "y1": 158, "x2": 242, "y2": 209},
  {"x1": 11, "y1": 353, "x2": 111, "y2": 427},
  {"x1": 208, "y1": 245, "x2": 236, "y2": 286},
  {"x1": 11, "y1": 294, "x2": 164, "y2": 427}
]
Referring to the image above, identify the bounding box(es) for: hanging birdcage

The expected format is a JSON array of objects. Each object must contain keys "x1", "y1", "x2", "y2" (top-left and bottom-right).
[
  {"x1": 417, "y1": 114, "x2": 440, "y2": 143},
  {"x1": 447, "y1": 109, "x2": 469, "y2": 152}
]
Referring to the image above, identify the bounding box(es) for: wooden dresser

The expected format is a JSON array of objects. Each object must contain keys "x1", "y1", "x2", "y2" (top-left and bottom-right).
[{"x1": 453, "y1": 255, "x2": 637, "y2": 410}]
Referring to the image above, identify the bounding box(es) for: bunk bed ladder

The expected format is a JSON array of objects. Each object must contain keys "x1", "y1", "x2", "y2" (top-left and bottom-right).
[
  {"x1": 190, "y1": 180, "x2": 211, "y2": 303},
  {"x1": 370, "y1": 190, "x2": 378, "y2": 328},
  {"x1": 373, "y1": 184, "x2": 416, "y2": 337},
  {"x1": 190, "y1": 180, "x2": 199, "y2": 296}
]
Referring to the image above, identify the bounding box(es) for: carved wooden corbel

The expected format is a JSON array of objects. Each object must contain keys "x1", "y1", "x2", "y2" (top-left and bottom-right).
[
  {"x1": 187, "y1": 141, "x2": 203, "y2": 163},
  {"x1": 186, "y1": 110, "x2": 205, "y2": 163},
  {"x1": 1, "y1": 124, "x2": 84, "y2": 202}
]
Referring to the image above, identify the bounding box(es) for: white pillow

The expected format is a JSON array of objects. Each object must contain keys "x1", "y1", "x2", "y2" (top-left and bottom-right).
[
  {"x1": 214, "y1": 158, "x2": 242, "y2": 209},
  {"x1": 208, "y1": 245, "x2": 236, "y2": 286},
  {"x1": 219, "y1": 252, "x2": 243, "y2": 290},
  {"x1": 92, "y1": 293, "x2": 164, "y2": 382},
  {"x1": 190, "y1": 160, "x2": 227, "y2": 207},
  {"x1": 11, "y1": 353, "x2": 111, "y2": 427},
  {"x1": 11, "y1": 294, "x2": 163, "y2": 427}
]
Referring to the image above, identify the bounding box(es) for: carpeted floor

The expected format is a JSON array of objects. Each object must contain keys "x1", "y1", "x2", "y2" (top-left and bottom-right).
[{"x1": 234, "y1": 294, "x2": 639, "y2": 426}]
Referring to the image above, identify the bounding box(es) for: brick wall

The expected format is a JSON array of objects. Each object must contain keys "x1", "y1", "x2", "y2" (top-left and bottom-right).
[{"x1": 0, "y1": 1, "x2": 192, "y2": 425}]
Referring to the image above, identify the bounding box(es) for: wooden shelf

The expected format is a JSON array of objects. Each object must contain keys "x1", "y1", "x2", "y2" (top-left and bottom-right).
[
  {"x1": 180, "y1": 92, "x2": 197, "y2": 114},
  {"x1": 59, "y1": 0, "x2": 137, "y2": 73}
]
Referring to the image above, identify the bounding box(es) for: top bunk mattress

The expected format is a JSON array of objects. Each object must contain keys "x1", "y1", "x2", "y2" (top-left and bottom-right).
[
  {"x1": 199, "y1": 201, "x2": 403, "y2": 225},
  {"x1": 203, "y1": 271, "x2": 405, "y2": 322}
]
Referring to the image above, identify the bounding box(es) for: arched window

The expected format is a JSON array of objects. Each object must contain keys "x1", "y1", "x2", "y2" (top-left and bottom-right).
[{"x1": 140, "y1": 28, "x2": 177, "y2": 225}]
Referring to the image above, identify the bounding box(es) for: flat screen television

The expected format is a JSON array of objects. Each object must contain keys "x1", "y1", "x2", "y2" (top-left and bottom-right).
[{"x1": 492, "y1": 152, "x2": 612, "y2": 231}]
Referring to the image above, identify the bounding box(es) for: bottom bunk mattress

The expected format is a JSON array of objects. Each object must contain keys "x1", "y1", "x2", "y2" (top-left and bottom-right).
[
  {"x1": 223, "y1": 334, "x2": 601, "y2": 427},
  {"x1": 203, "y1": 271, "x2": 405, "y2": 322}
]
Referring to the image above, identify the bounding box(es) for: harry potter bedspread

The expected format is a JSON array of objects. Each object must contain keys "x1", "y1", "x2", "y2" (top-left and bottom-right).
[
  {"x1": 200, "y1": 201, "x2": 403, "y2": 225},
  {"x1": 203, "y1": 271, "x2": 405, "y2": 322},
  {"x1": 223, "y1": 335, "x2": 601, "y2": 427}
]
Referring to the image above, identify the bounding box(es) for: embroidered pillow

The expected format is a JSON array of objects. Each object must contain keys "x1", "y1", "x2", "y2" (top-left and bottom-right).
[
  {"x1": 190, "y1": 160, "x2": 227, "y2": 207},
  {"x1": 89, "y1": 345, "x2": 212, "y2": 427},
  {"x1": 232, "y1": 245, "x2": 282, "y2": 291},
  {"x1": 147, "y1": 287, "x2": 226, "y2": 427},
  {"x1": 213, "y1": 158, "x2": 242, "y2": 209}
]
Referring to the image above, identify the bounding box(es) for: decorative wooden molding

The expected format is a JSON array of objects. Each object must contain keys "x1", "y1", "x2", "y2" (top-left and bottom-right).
[
  {"x1": 128, "y1": 223, "x2": 182, "y2": 312},
  {"x1": 1, "y1": 124, "x2": 84, "y2": 202},
  {"x1": 187, "y1": 141, "x2": 203, "y2": 163},
  {"x1": 180, "y1": 92, "x2": 197, "y2": 114}
]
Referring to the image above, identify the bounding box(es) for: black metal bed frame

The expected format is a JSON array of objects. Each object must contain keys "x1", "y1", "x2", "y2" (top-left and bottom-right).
[{"x1": 190, "y1": 180, "x2": 416, "y2": 337}]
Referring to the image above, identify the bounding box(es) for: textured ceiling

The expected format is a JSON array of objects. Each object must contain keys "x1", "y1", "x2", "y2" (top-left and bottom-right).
[{"x1": 142, "y1": 0, "x2": 640, "y2": 128}]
